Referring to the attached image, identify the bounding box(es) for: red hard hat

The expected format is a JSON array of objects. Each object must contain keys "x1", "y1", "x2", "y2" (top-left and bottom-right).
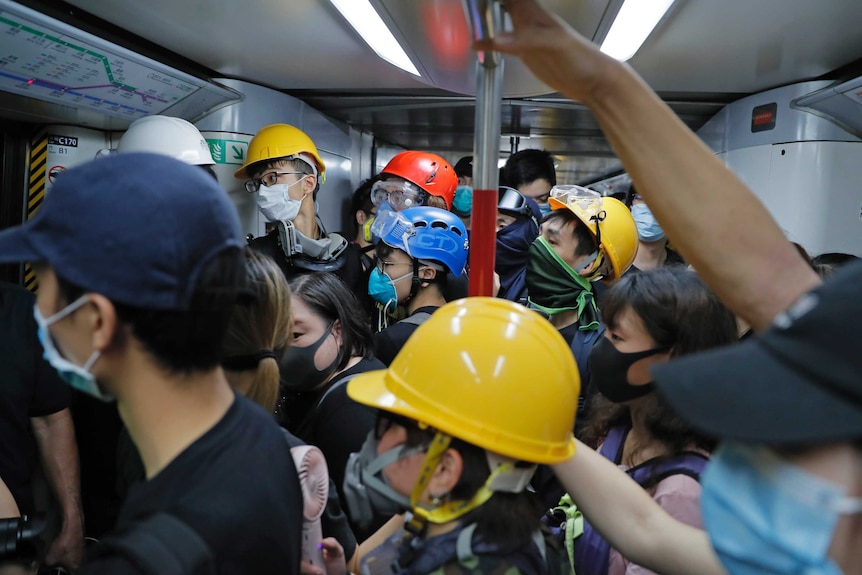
[{"x1": 381, "y1": 151, "x2": 457, "y2": 210}]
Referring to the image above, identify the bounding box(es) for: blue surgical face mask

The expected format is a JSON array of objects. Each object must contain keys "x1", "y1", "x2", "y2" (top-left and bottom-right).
[
  {"x1": 256, "y1": 177, "x2": 309, "y2": 223},
  {"x1": 453, "y1": 185, "x2": 473, "y2": 216},
  {"x1": 631, "y1": 203, "x2": 665, "y2": 242},
  {"x1": 367, "y1": 267, "x2": 412, "y2": 312},
  {"x1": 34, "y1": 295, "x2": 111, "y2": 402},
  {"x1": 701, "y1": 442, "x2": 862, "y2": 575},
  {"x1": 537, "y1": 202, "x2": 552, "y2": 217}
]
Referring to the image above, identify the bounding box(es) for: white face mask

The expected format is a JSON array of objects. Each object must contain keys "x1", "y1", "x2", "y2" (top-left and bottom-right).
[
  {"x1": 33, "y1": 296, "x2": 110, "y2": 402},
  {"x1": 256, "y1": 176, "x2": 309, "y2": 223}
]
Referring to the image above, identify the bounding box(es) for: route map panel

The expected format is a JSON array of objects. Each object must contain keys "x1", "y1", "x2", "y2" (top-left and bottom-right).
[{"x1": 0, "y1": 1, "x2": 216, "y2": 121}]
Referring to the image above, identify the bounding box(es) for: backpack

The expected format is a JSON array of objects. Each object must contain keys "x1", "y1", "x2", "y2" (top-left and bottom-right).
[{"x1": 546, "y1": 425, "x2": 709, "y2": 575}]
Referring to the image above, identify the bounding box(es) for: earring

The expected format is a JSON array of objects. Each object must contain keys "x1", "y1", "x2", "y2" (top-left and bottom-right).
[{"x1": 430, "y1": 493, "x2": 447, "y2": 506}]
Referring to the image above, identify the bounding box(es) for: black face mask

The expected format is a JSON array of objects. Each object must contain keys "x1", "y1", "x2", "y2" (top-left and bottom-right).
[
  {"x1": 589, "y1": 336, "x2": 671, "y2": 403},
  {"x1": 280, "y1": 323, "x2": 341, "y2": 392}
]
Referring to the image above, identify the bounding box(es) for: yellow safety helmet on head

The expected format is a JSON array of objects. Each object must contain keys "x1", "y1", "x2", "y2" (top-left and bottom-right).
[
  {"x1": 549, "y1": 185, "x2": 638, "y2": 281},
  {"x1": 234, "y1": 123, "x2": 326, "y2": 182},
  {"x1": 348, "y1": 297, "x2": 579, "y2": 464}
]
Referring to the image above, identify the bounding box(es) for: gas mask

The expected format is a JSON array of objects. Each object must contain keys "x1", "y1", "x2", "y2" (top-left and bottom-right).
[{"x1": 342, "y1": 430, "x2": 425, "y2": 532}]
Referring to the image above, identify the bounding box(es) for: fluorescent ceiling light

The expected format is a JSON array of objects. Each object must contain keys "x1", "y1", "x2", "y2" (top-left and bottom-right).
[
  {"x1": 600, "y1": 0, "x2": 675, "y2": 62},
  {"x1": 329, "y1": 0, "x2": 420, "y2": 76}
]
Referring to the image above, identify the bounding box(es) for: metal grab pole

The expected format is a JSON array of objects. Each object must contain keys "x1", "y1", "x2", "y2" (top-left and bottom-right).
[{"x1": 465, "y1": 0, "x2": 503, "y2": 297}]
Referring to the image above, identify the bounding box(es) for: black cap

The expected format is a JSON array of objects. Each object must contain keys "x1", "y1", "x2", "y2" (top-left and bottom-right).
[{"x1": 454, "y1": 156, "x2": 473, "y2": 178}]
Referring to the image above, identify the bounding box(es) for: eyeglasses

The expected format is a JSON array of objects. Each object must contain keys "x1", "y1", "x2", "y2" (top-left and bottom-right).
[
  {"x1": 370, "y1": 179, "x2": 429, "y2": 210},
  {"x1": 497, "y1": 186, "x2": 532, "y2": 217},
  {"x1": 375, "y1": 259, "x2": 412, "y2": 274},
  {"x1": 244, "y1": 171, "x2": 308, "y2": 193}
]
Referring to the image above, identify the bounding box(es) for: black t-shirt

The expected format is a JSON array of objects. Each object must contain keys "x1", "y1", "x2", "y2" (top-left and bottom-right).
[
  {"x1": 80, "y1": 394, "x2": 303, "y2": 574},
  {"x1": 292, "y1": 357, "x2": 384, "y2": 497},
  {"x1": 373, "y1": 306, "x2": 439, "y2": 366},
  {"x1": 0, "y1": 282, "x2": 70, "y2": 513}
]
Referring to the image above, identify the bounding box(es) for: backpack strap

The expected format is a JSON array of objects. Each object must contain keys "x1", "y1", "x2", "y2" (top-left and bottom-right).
[
  {"x1": 317, "y1": 372, "x2": 362, "y2": 409},
  {"x1": 102, "y1": 512, "x2": 214, "y2": 575},
  {"x1": 293, "y1": 372, "x2": 362, "y2": 439},
  {"x1": 397, "y1": 311, "x2": 433, "y2": 327},
  {"x1": 597, "y1": 424, "x2": 627, "y2": 463},
  {"x1": 628, "y1": 452, "x2": 710, "y2": 489}
]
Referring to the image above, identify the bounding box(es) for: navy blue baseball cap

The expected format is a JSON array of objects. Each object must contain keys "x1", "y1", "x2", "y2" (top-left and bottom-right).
[
  {"x1": 0, "y1": 152, "x2": 244, "y2": 310},
  {"x1": 653, "y1": 260, "x2": 862, "y2": 444}
]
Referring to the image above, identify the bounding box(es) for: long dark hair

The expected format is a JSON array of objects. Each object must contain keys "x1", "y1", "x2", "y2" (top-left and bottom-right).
[
  {"x1": 581, "y1": 267, "x2": 737, "y2": 454},
  {"x1": 288, "y1": 272, "x2": 374, "y2": 371}
]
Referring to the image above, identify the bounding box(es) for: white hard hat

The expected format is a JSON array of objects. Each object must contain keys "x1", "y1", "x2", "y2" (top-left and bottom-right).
[{"x1": 117, "y1": 116, "x2": 215, "y2": 166}]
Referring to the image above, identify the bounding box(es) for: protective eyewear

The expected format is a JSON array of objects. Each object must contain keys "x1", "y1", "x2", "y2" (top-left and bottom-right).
[
  {"x1": 497, "y1": 186, "x2": 532, "y2": 217},
  {"x1": 550, "y1": 184, "x2": 607, "y2": 245},
  {"x1": 374, "y1": 258, "x2": 412, "y2": 274},
  {"x1": 370, "y1": 179, "x2": 429, "y2": 210},
  {"x1": 370, "y1": 208, "x2": 416, "y2": 254},
  {"x1": 244, "y1": 171, "x2": 308, "y2": 193}
]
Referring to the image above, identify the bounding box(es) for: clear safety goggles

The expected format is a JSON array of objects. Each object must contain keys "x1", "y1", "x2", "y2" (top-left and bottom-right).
[
  {"x1": 550, "y1": 185, "x2": 604, "y2": 216},
  {"x1": 497, "y1": 186, "x2": 532, "y2": 217},
  {"x1": 550, "y1": 184, "x2": 607, "y2": 245},
  {"x1": 371, "y1": 179, "x2": 429, "y2": 210},
  {"x1": 370, "y1": 208, "x2": 416, "y2": 255}
]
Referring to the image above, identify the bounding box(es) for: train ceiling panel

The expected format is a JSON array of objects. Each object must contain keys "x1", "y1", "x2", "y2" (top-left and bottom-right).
[{"x1": 15, "y1": 0, "x2": 862, "y2": 182}]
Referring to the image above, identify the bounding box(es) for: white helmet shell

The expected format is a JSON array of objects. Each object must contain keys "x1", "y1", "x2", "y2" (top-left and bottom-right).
[{"x1": 117, "y1": 115, "x2": 215, "y2": 166}]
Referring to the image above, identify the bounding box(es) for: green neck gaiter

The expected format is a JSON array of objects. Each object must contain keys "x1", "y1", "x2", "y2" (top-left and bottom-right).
[{"x1": 526, "y1": 236, "x2": 600, "y2": 330}]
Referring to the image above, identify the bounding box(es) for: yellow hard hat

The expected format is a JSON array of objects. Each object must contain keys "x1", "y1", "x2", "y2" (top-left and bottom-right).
[
  {"x1": 549, "y1": 185, "x2": 638, "y2": 281},
  {"x1": 234, "y1": 124, "x2": 326, "y2": 181},
  {"x1": 347, "y1": 297, "x2": 579, "y2": 464}
]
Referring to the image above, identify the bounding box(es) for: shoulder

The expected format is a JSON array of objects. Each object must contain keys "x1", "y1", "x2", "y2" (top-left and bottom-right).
[{"x1": 648, "y1": 473, "x2": 704, "y2": 528}]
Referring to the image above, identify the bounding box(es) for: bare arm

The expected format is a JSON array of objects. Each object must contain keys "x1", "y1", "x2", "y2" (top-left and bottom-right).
[
  {"x1": 31, "y1": 408, "x2": 84, "y2": 570},
  {"x1": 552, "y1": 441, "x2": 725, "y2": 575},
  {"x1": 0, "y1": 476, "x2": 19, "y2": 517},
  {"x1": 480, "y1": 0, "x2": 820, "y2": 330}
]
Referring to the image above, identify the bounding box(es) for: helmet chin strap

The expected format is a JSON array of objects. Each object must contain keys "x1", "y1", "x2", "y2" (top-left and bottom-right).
[{"x1": 404, "y1": 432, "x2": 527, "y2": 536}]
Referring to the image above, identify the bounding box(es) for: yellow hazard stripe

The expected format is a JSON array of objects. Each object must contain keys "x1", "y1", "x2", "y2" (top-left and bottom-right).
[{"x1": 25, "y1": 129, "x2": 47, "y2": 292}]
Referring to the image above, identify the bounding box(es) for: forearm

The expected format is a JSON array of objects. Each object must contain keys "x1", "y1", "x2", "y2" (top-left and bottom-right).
[
  {"x1": 31, "y1": 410, "x2": 83, "y2": 521},
  {"x1": 551, "y1": 441, "x2": 724, "y2": 575},
  {"x1": 485, "y1": 0, "x2": 821, "y2": 330},
  {"x1": 581, "y1": 63, "x2": 819, "y2": 330}
]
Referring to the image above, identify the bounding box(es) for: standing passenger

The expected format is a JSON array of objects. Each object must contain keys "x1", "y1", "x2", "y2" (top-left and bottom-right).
[
  {"x1": 627, "y1": 187, "x2": 684, "y2": 272},
  {"x1": 279, "y1": 271, "x2": 382, "y2": 509},
  {"x1": 573, "y1": 267, "x2": 737, "y2": 575},
  {"x1": 369, "y1": 208, "x2": 469, "y2": 364},
  {"x1": 235, "y1": 124, "x2": 363, "y2": 295},
  {"x1": 341, "y1": 297, "x2": 577, "y2": 575},
  {"x1": 452, "y1": 155, "x2": 475, "y2": 230},
  {"x1": 371, "y1": 151, "x2": 457, "y2": 212},
  {"x1": 0, "y1": 153, "x2": 304, "y2": 574},
  {"x1": 495, "y1": 186, "x2": 541, "y2": 305},
  {"x1": 525, "y1": 186, "x2": 637, "y2": 398},
  {"x1": 0, "y1": 282, "x2": 84, "y2": 571},
  {"x1": 502, "y1": 149, "x2": 557, "y2": 218}
]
